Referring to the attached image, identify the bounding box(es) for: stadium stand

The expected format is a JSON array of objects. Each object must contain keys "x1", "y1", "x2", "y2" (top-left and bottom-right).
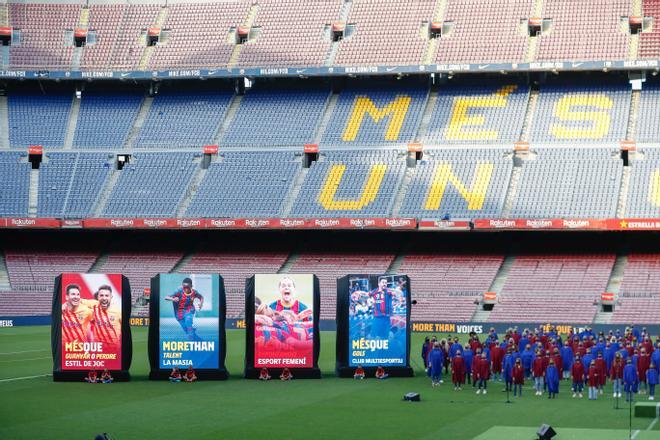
[
  {"x1": 399, "y1": 254, "x2": 503, "y2": 322},
  {"x1": 536, "y1": 0, "x2": 630, "y2": 62},
  {"x1": 80, "y1": 4, "x2": 126, "y2": 70},
  {"x1": 289, "y1": 149, "x2": 406, "y2": 218},
  {"x1": 288, "y1": 252, "x2": 395, "y2": 320},
  {"x1": 640, "y1": 0, "x2": 660, "y2": 59},
  {"x1": 37, "y1": 152, "x2": 112, "y2": 218},
  {"x1": 4, "y1": 250, "x2": 98, "y2": 291},
  {"x1": 8, "y1": 3, "x2": 79, "y2": 69},
  {"x1": 185, "y1": 151, "x2": 301, "y2": 218},
  {"x1": 399, "y1": 148, "x2": 513, "y2": 219},
  {"x1": 625, "y1": 148, "x2": 660, "y2": 217},
  {"x1": 320, "y1": 85, "x2": 428, "y2": 146},
  {"x1": 423, "y1": 82, "x2": 529, "y2": 144},
  {"x1": 487, "y1": 254, "x2": 615, "y2": 323},
  {"x1": 435, "y1": 0, "x2": 533, "y2": 64},
  {"x1": 73, "y1": 90, "x2": 143, "y2": 148},
  {"x1": 0, "y1": 152, "x2": 30, "y2": 217},
  {"x1": 620, "y1": 253, "x2": 660, "y2": 296},
  {"x1": 510, "y1": 148, "x2": 622, "y2": 218},
  {"x1": 236, "y1": 0, "x2": 341, "y2": 67},
  {"x1": 134, "y1": 87, "x2": 232, "y2": 148},
  {"x1": 334, "y1": 0, "x2": 435, "y2": 66},
  {"x1": 109, "y1": 4, "x2": 161, "y2": 70},
  {"x1": 95, "y1": 251, "x2": 183, "y2": 316},
  {"x1": 221, "y1": 86, "x2": 329, "y2": 147},
  {"x1": 150, "y1": 1, "x2": 250, "y2": 69},
  {"x1": 8, "y1": 91, "x2": 71, "y2": 149},
  {"x1": 530, "y1": 81, "x2": 630, "y2": 143},
  {"x1": 633, "y1": 84, "x2": 660, "y2": 142},
  {"x1": 102, "y1": 152, "x2": 198, "y2": 217},
  {"x1": 0, "y1": 291, "x2": 51, "y2": 316},
  {"x1": 609, "y1": 297, "x2": 660, "y2": 324},
  {"x1": 179, "y1": 251, "x2": 290, "y2": 318}
]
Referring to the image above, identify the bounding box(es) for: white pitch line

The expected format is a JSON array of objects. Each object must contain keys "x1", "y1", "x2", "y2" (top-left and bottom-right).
[
  {"x1": 631, "y1": 429, "x2": 640, "y2": 439},
  {"x1": 647, "y1": 403, "x2": 660, "y2": 431},
  {"x1": 0, "y1": 349, "x2": 49, "y2": 355},
  {"x1": 0, "y1": 374, "x2": 51, "y2": 383},
  {"x1": 0, "y1": 356, "x2": 51, "y2": 363}
]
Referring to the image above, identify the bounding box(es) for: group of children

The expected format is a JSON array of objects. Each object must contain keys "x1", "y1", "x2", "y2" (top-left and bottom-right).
[
  {"x1": 169, "y1": 365, "x2": 197, "y2": 382},
  {"x1": 85, "y1": 369, "x2": 113, "y2": 383},
  {"x1": 422, "y1": 325, "x2": 660, "y2": 401},
  {"x1": 259, "y1": 367, "x2": 293, "y2": 381}
]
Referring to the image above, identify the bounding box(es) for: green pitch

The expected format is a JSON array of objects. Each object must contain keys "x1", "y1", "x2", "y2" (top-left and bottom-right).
[{"x1": 1, "y1": 327, "x2": 659, "y2": 440}]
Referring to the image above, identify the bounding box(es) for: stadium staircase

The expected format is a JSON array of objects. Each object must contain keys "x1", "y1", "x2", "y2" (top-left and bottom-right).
[
  {"x1": 171, "y1": 252, "x2": 196, "y2": 273},
  {"x1": 628, "y1": 0, "x2": 642, "y2": 60},
  {"x1": 595, "y1": 254, "x2": 629, "y2": 323},
  {"x1": 501, "y1": 158, "x2": 523, "y2": 217},
  {"x1": 525, "y1": 0, "x2": 544, "y2": 62},
  {"x1": 473, "y1": 254, "x2": 516, "y2": 321},
  {"x1": 228, "y1": 3, "x2": 259, "y2": 68},
  {"x1": 627, "y1": 89, "x2": 641, "y2": 140},
  {"x1": 27, "y1": 169, "x2": 39, "y2": 218},
  {"x1": 175, "y1": 158, "x2": 208, "y2": 217},
  {"x1": 63, "y1": 93, "x2": 80, "y2": 150},
  {"x1": 138, "y1": 6, "x2": 169, "y2": 71},
  {"x1": 313, "y1": 91, "x2": 339, "y2": 143},
  {"x1": 0, "y1": 95, "x2": 9, "y2": 148},
  {"x1": 277, "y1": 252, "x2": 300, "y2": 274},
  {"x1": 0, "y1": 251, "x2": 11, "y2": 291},
  {"x1": 0, "y1": 3, "x2": 8, "y2": 69},
  {"x1": 89, "y1": 251, "x2": 109, "y2": 273},
  {"x1": 324, "y1": 0, "x2": 353, "y2": 66},
  {"x1": 422, "y1": 0, "x2": 448, "y2": 64},
  {"x1": 519, "y1": 87, "x2": 538, "y2": 142},
  {"x1": 616, "y1": 166, "x2": 631, "y2": 218},
  {"x1": 213, "y1": 94, "x2": 243, "y2": 145},
  {"x1": 71, "y1": 7, "x2": 90, "y2": 71},
  {"x1": 385, "y1": 252, "x2": 407, "y2": 275},
  {"x1": 280, "y1": 166, "x2": 308, "y2": 217},
  {"x1": 92, "y1": 167, "x2": 120, "y2": 217},
  {"x1": 416, "y1": 88, "x2": 438, "y2": 140},
  {"x1": 124, "y1": 96, "x2": 153, "y2": 148},
  {"x1": 391, "y1": 168, "x2": 414, "y2": 217}
]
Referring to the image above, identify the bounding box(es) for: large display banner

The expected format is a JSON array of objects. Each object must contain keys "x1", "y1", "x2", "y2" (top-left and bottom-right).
[
  {"x1": 52, "y1": 273, "x2": 132, "y2": 381},
  {"x1": 148, "y1": 274, "x2": 227, "y2": 380},
  {"x1": 336, "y1": 274, "x2": 413, "y2": 377},
  {"x1": 244, "y1": 274, "x2": 321, "y2": 379}
]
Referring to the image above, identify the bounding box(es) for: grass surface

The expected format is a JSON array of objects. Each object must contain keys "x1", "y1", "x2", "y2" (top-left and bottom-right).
[{"x1": 0, "y1": 327, "x2": 659, "y2": 439}]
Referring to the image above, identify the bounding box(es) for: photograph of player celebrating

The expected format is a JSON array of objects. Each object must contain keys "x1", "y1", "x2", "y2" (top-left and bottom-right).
[{"x1": 254, "y1": 275, "x2": 314, "y2": 368}]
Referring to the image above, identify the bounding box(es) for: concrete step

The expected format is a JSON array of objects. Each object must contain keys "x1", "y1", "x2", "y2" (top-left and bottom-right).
[
  {"x1": 63, "y1": 93, "x2": 81, "y2": 149},
  {"x1": 0, "y1": 250, "x2": 11, "y2": 290},
  {"x1": 125, "y1": 96, "x2": 153, "y2": 148},
  {"x1": 0, "y1": 95, "x2": 9, "y2": 149},
  {"x1": 277, "y1": 252, "x2": 300, "y2": 274},
  {"x1": 28, "y1": 168, "x2": 39, "y2": 218}
]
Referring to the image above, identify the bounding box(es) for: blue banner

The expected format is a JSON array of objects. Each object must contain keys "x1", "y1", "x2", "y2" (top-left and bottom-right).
[
  {"x1": 348, "y1": 275, "x2": 408, "y2": 367},
  {"x1": 159, "y1": 274, "x2": 219, "y2": 369}
]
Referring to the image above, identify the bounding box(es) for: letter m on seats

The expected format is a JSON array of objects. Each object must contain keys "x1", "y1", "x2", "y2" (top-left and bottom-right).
[{"x1": 342, "y1": 95, "x2": 412, "y2": 141}]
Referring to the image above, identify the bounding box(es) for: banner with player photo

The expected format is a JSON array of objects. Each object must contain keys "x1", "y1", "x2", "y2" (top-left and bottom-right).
[
  {"x1": 148, "y1": 274, "x2": 227, "y2": 380},
  {"x1": 336, "y1": 274, "x2": 413, "y2": 377},
  {"x1": 51, "y1": 273, "x2": 132, "y2": 381},
  {"x1": 244, "y1": 274, "x2": 321, "y2": 379}
]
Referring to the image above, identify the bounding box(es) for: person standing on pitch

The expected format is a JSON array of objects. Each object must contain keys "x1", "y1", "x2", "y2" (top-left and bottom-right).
[
  {"x1": 512, "y1": 358, "x2": 524, "y2": 397},
  {"x1": 561, "y1": 340, "x2": 574, "y2": 380},
  {"x1": 476, "y1": 352, "x2": 490, "y2": 395},
  {"x1": 647, "y1": 362, "x2": 658, "y2": 401},
  {"x1": 502, "y1": 348, "x2": 515, "y2": 393},
  {"x1": 545, "y1": 359, "x2": 560, "y2": 399},
  {"x1": 611, "y1": 352, "x2": 624, "y2": 398},
  {"x1": 571, "y1": 355, "x2": 585, "y2": 398},
  {"x1": 429, "y1": 342, "x2": 444, "y2": 386},
  {"x1": 451, "y1": 350, "x2": 466, "y2": 390},
  {"x1": 623, "y1": 358, "x2": 639, "y2": 402},
  {"x1": 595, "y1": 351, "x2": 607, "y2": 395},
  {"x1": 532, "y1": 349, "x2": 545, "y2": 396},
  {"x1": 638, "y1": 348, "x2": 651, "y2": 395},
  {"x1": 587, "y1": 360, "x2": 599, "y2": 400},
  {"x1": 463, "y1": 344, "x2": 473, "y2": 385}
]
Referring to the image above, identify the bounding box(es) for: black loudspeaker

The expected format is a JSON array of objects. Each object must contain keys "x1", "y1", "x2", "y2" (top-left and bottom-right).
[
  {"x1": 403, "y1": 392, "x2": 420, "y2": 402},
  {"x1": 537, "y1": 424, "x2": 556, "y2": 439}
]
